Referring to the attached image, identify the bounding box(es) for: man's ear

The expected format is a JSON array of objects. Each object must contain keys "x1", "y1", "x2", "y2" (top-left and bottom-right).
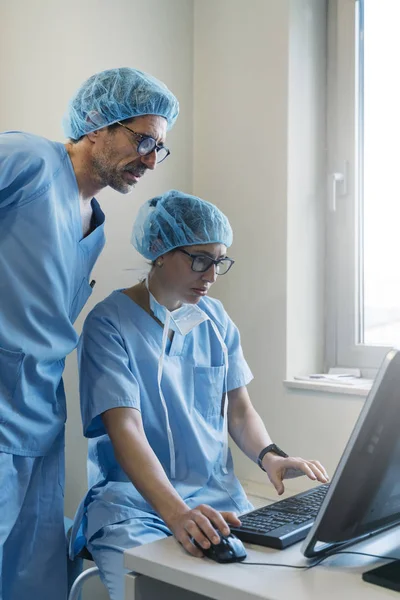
[
  {"x1": 86, "y1": 129, "x2": 102, "y2": 143},
  {"x1": 85, "y1": 110, "x2": 108, "y2": 142}
]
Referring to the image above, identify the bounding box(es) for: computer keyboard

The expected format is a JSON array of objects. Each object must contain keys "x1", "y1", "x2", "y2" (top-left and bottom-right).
[{"x1": 231, "y1": 483, "x2": 330, "y2": 550}]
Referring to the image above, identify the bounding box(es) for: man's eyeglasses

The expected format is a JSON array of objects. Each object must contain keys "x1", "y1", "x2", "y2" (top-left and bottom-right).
[
  {"x1": 178, "y1": 249, "x2": 235, "y2": 275},
  {"x1": 116, "y1": 121, "x2": 170, "y2": 164}
]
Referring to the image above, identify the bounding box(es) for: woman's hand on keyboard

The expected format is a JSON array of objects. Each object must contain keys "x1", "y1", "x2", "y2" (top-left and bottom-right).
[{"x1": 261, "y1": 454, "x2": 329, "y2": 495}]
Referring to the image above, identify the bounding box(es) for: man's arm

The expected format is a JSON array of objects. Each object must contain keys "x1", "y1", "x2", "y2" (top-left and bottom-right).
[
  {"x1": 227, "y1": 386, "x2": 329, "y2": 494},
  {"x1": 0, "y1": 134, "x2": 47, "y2": 209},
  {"x1": 102, "y1": 406, "x2": 240, "y2": 556}
]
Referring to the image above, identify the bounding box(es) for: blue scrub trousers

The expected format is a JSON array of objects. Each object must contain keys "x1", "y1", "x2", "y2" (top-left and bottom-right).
[
  {"x1": 0, "y1": 431, "x2": 67, "y2": 600},
  {"x1": 88, "y1": 516, "x2": 172, "y2": 600}
]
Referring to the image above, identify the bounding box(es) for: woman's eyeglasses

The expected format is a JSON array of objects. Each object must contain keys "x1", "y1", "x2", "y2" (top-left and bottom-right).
[{"x1": 178, "y1": 248, "x2": 234, "y2": 275}]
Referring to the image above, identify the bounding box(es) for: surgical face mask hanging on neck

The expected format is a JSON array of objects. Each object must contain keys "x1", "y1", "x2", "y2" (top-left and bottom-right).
[
  {"x1": 146, "y1": 281, "x2": 208, "y2": 335},
  {"x1": 145, "y1": 275, "x2": 230, "y2": 478}
]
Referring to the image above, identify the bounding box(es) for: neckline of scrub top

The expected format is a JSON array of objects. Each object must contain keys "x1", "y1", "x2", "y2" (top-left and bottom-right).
[
  {"x1": 89, "y1": 198, "x2": 105, "y2": 232},
  {"x1": 112, "y1": 289, "x2": 186, "y2": 357},
  {"x1": 63, "y1": 147, "x2": 104, "y2": 245}
]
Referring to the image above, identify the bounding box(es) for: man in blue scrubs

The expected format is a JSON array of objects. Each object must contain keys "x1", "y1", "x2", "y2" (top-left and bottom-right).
[{"x1": 0, "y1": 67, "x2": 179, "y2": 600}]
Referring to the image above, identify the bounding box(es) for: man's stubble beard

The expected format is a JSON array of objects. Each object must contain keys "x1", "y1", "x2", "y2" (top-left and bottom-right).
[{"x1": 91, "y1": 152, "x2": 134, "y2": 194}]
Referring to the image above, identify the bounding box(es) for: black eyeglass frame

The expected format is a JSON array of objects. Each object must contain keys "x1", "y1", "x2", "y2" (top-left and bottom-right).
[
  {"x1": 116, "y1": 121, "x2": 170, "y2": 163},
  {"x1": 177, "y1": 248, "x2": 235, "y2": 275}
]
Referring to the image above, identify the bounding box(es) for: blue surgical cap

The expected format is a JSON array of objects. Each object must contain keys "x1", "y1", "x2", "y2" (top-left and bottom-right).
[
  {"x1": 132, "y1": 190, "x2": 233, "y2": 260},
  {"x1": 62, "y1": 67, "x2": 179, "y2": 139}
]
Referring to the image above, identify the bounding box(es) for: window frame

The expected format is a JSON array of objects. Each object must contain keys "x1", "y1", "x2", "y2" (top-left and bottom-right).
[{"x1": 326, "y1": 0, "x2": 392, "y2": 373}]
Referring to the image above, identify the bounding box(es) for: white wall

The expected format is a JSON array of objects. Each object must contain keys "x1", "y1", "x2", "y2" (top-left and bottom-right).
[
  {"x1": 1, "y1": 1, "x2": 194, "y2": 597},
  {"x1": 193, "y1": 0, "x2": 364, "y2": 491}
]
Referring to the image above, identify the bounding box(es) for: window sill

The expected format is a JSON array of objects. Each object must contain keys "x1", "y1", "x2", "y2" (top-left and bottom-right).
[
  {"x1": 240, "y1": 478, "x2": 308, "y2": 506},
  {"x1": 284, "y1": 378, "x2": 372, "y2": 397},
  {"x1": 241, "y1": 478, "x2": 276, "y2": 504}
]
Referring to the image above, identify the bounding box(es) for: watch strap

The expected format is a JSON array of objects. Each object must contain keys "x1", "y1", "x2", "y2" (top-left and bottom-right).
[{"x1": 257, "y1": 443, "x2": 288, "y2": 471}]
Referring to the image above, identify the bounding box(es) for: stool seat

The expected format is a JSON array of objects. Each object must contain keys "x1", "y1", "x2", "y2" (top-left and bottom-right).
[
  {"x1": 64, "y1": 516, "x2": 100, "y2": 600},
  {"x1": 64, "y1": 516, "x2": 93, "y2": 561},
  {"x1": 76, "y1": 545, "x2": 93, "y2": 561}
]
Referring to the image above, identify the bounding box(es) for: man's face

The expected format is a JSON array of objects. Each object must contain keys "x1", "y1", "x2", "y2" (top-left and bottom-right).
[{"x1": 90, "y1": 115, "x2": 168, "y2": 194}]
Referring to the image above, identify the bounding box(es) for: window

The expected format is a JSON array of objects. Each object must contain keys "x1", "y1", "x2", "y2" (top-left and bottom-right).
[{"x1": 327, "y1": 0, "x2": 400, "y2": 372}]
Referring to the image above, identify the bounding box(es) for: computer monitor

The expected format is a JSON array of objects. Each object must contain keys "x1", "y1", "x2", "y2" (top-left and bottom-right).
[{"x1": 302, "y1": 348, "x2": 400, "y2": 558}]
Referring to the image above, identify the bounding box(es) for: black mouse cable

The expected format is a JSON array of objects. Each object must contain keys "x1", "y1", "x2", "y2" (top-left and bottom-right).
[{"x1": 241, "y1": 550, "x2": 400, "y2": 570}]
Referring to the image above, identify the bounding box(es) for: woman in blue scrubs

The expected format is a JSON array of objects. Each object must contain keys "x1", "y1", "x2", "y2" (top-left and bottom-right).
[
  {"x1": 73, "y1": 190, "x2": 329, "y2": 600},
  {"x1": 0, "y1": 68, "x2": 178, "y2": 600}
]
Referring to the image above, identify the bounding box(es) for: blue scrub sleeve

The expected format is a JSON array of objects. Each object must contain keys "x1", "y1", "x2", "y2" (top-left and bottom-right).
[
  {"x1": 223, "y1": 314, "x2": 254, "y2": 391},
  {"x1": 79, "y1": 305, "x2": 141, "y2": 438},
  {"x1": 0, "y1": 133, "x2": 53, "y2": 209}
]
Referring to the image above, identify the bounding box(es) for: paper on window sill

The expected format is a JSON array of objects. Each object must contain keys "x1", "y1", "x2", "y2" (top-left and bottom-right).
[{"x1": 293, "y1": 373, "x2": 372, "y2": 386}]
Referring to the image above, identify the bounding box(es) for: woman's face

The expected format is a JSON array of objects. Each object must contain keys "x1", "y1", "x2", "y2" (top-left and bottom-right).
[{"x1": 159, "y1": 242, "x2": 228, "y2": 305}]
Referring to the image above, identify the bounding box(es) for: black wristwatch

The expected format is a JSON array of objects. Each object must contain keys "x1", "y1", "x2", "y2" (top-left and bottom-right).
[{"x1": 257, "y1": 443, "x2": 288, "y2": 472}]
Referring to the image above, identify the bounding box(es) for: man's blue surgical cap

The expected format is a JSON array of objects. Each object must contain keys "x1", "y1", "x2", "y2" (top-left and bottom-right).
[
  {"x1": 63, "y1": 67, "x2": 179, "y2": 139},
  {"x1": 132, "y1": 190, "x2": 233, "y2": 260}
]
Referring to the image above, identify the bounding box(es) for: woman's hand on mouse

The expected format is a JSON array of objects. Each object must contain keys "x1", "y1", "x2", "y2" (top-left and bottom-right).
[
  {"x1": 261, "y1": 454, "x2": 329, "y2": 495},
  {"x1": 166, "y1": 504, "x2": 241, "y2": 557}
]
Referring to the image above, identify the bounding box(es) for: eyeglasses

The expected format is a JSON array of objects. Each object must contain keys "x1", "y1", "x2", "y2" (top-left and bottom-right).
[
  {"x1": 178, "y1": 248, "x2": 235, "y2": 275},
  {"x1": 116, "y1": 122, "x2": 170, "y2": 164}
]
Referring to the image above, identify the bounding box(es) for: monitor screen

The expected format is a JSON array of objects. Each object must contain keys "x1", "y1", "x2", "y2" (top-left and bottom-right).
[{"x1": 302, "y1": 348, "x2": 400, "y2": 558}]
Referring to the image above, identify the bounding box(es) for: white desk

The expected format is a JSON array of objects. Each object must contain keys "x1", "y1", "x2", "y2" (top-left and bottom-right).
[{"x1": 124, "y1": 525, "x2": 400, "y2": 599}]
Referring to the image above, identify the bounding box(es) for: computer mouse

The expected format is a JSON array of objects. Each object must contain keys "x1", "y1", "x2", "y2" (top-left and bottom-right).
[{"x1": 193, "y1": 532, "x2": 247, "y2": 563}]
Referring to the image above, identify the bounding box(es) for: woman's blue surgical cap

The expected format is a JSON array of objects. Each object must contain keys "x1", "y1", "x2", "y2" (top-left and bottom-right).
[
  {"x1": 63, "y1": 67, "x2": 179, "y2": 139},
  {"x1": 132, "y1": 190, "x2": 233, "y2": 260}
]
